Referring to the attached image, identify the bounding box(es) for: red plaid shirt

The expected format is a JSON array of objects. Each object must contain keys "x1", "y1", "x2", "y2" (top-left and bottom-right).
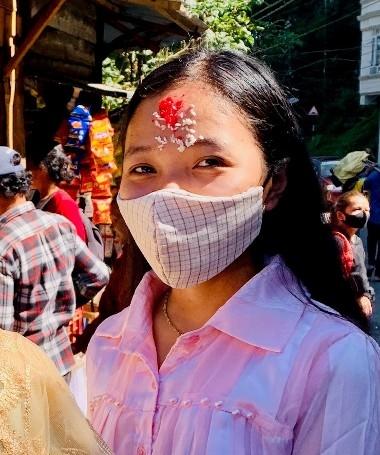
[{"x1": 0, "y1": 202, "x2": 109, "y2": 375}]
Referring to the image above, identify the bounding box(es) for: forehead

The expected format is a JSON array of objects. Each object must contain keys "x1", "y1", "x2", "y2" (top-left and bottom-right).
[
  {"x1": 348, "y1": 195, "x2": 369, "y2": 207},
  {"x1": 126, "y1": 82, "x2": 249, "y2": 141}
]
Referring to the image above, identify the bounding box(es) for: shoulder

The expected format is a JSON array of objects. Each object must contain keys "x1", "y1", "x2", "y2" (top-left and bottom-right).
[
  {"x1": 38, "y1": 209, "x2": 77, "y2": 232},
  {"x1": 86, "y1": 308, "x2": 131, "y2": 391},
  {"x1": 351, "y1": 234, "x2": 364, "y2": 249},
  {"x1": 327, "y1": 327, "x2": 380, "y2": 377},
  {"x1": 303, "y1": 302, "x2": 380, "y2": 379},
  {"x1": 55, "y1": 189, "x2": 78, "y2": 205},
  {"x1": 88, "y1": 307, "x2": 131, "y2": 356},
  {"x1": 0, "y1": 329, "x2": 62, "y2": 381}
]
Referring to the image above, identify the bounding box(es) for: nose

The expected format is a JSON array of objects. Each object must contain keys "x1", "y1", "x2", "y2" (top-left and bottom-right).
[{"x1": 163, "y1": 182, "x2": 182, "y2": 190}]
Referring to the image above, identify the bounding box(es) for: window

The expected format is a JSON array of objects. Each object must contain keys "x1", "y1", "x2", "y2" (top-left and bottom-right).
[{"x1": 371, "y1": 36, "x2": 380, "y2": 67}]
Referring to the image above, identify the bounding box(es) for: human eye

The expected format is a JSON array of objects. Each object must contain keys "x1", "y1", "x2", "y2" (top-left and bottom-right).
[
  {"x1": 195, "y1": 156, "x2": 228, "y2": 168},
  {"x1": 129, "y1": 164, "x2": 156, "y2": 175}
]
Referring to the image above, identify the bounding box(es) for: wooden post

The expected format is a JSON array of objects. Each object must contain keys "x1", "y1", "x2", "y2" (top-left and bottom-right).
[
  {"x1": 0, "y1": 1, "x2": 8, "y2": 145},
  {"x1": 6, "y1": 0, "x2": 17, "y2": 149},
  {"x1": 3, "y1": 0, "x2": 68, "y2": 78}
]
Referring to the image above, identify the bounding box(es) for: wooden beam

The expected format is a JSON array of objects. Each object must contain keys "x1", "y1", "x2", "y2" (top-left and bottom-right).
[
  {"x1": 154, "y1": 6, "x2": 194, "y2": 33},
  {"x1": 125, "y1": 1, "x2": 182, "y2": 9},
  {"x1": 90, "y1": 0, "x2": 121, "y2": 15},
  {"x1": 3, "y1": 0, "x2": 67, "y2": 78}
]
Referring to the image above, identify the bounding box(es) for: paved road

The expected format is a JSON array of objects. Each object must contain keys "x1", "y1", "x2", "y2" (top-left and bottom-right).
[{"x1": 370, "y1": 280, "x2": 380, "y2": 344}]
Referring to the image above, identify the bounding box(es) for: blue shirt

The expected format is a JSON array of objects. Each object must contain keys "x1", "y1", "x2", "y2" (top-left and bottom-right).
[{"x1": 364, "y1": 169, "x2": 380, "y2": 224}]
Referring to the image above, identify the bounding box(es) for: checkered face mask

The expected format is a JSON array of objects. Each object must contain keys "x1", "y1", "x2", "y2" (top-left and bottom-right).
[{"x1": 117, "y1": 186, "x2": 264, "y2": 288}]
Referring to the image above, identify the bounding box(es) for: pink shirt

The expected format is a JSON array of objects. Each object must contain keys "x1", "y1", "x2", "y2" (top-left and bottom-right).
[{"x1": 87, "y1": 257, "x2": 380, "y2": 454}]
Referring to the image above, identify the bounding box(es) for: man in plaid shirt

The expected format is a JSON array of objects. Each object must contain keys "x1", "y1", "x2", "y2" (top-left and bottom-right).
[{"x1": 0, "y1": 147, "x2": 109, "y2": 376}]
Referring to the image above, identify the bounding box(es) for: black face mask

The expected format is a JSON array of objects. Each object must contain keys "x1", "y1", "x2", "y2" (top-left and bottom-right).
[{"x1": 343, "y1": 211, "x2": 368, "y2": 229}]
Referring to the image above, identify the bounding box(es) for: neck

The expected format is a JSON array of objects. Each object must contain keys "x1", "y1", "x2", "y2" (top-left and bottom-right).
[
  {"x1": 167, "y1": 250, "x2": 260, "y2": 332},
  {"x1": 337, "y1": 224, "x2": 356, "y2": 240},
  {"x1": 39, "y1": 182, "x2": 58, "y2": 200},
  {"x1": 0, "y1": 194, "x2": 26, "y2": 215}
]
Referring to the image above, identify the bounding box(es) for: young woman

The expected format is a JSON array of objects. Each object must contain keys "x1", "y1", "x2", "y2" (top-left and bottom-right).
[
  {"x1": 332, "y1": 190, "x2": 374, "y2": 318},
  {"x1": 87, "y1": 50, "x2": 380, "y2": 454},
  {"x1": 29, "y1": 144, "x2": 87, "y2": 242}
]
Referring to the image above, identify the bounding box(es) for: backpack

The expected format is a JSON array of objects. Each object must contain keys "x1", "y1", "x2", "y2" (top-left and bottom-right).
[{"x1": 78, "y1": 210, "x2": 104, "y2": 261}]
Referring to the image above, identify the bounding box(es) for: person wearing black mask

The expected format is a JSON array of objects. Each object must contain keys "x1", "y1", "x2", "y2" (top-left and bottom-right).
[{"x1": 332, "y1": 190, "x2": 374, "y2": 317}]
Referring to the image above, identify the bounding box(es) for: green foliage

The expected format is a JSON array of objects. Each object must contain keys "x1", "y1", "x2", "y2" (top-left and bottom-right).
[
  {"x1": 102, "y1": 0, "x2": 263, "y2": 106},
  {"x1": 192, "y1": 0, "x2": 261, "y2": 52},
  {"x1": 308, "y1": 108, "x2": 378, "y2": 158}
]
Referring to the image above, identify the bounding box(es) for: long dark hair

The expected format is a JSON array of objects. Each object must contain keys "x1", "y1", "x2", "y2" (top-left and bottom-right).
[{"x1": 121, "y1": 49, "x2": 368, "y2": 332}]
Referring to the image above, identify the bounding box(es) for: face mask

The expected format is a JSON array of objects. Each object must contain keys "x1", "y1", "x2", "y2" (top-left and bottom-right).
[
  {"x1": 343, "y1": 211, "x2": 367, "y2": 229},
  {"x1": 117, "y1": 186, "x2": 264, "y2": 288}
]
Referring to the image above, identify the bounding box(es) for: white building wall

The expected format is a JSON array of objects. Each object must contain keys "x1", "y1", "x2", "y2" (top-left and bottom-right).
[{"x1": 359, "y1": 0, "x2": 380, "y2": 103}]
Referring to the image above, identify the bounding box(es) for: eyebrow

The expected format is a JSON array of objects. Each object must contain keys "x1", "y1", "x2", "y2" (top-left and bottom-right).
[{"x1": 124, "y1": 137, "x2": 226, "y2": 157}]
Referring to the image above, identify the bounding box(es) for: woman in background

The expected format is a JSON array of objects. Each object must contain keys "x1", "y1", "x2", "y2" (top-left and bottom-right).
[
  {"x1": 332, "y1": 190, "x2": 374, "y2": 318},
  {"x1": 29, "y1": 144, "x2": 86, "y2": 242}
]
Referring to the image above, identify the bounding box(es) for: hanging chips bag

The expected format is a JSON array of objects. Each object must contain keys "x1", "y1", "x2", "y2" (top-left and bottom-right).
[
  {"x1": 92, "y1": 171, "x2": 113, "y2": 198},
  {"x1": 93, "y1": 198, "x2": 112, "y2": 225},
  {"x1": 89, "y1": 110, "x2": 115, "y2": 168}
]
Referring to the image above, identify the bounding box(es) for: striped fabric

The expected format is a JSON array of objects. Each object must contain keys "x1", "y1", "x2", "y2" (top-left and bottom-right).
[
  {"x1": 0, "y1": 202, "x2": 109, "y2": 375},
  {"x1": 118, "y1": 187, "x2": 263, "y2": 288}
]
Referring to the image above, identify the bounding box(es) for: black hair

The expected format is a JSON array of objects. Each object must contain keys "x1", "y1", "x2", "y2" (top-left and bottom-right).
[
  {"x1": 0, "y1": 171, "x2": 32, "y2": 198},
  {"x1": 41, "y1": 145, "x2": 74, "y2": 183},
  {"x1": 121, "y1": 49, "x2": 368, "y2": 332}
]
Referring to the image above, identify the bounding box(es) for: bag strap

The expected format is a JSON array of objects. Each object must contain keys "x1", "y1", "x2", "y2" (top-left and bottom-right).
[{"x1": 36, "y1": 192, "x2": 57, "y2": 210}]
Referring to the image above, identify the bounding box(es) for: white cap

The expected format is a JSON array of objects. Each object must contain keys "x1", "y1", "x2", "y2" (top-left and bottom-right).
[{"x1": 0, "y1": 146, "x2": 24, "y2": 175}]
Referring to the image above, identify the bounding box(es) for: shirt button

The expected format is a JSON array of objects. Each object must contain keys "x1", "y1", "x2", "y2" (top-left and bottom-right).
[
  {"x1": 182, "y1": 399, "x2": 192, "y2": 407},
  {"x1": 169, "y1": 397, "x2": 179, "y2": 405},
  {"x1": 200, "y1": 397, "x2": 210, "y2": 406},
  {"x1": 232, "y1": 409, "x2": 241, "y2": 416},
  {"x1": 137, "y1": 446, "x2": 146, "y2": 455},
  {"x1": 214, "y1": 400, "x2": 223, "y2": 409}
]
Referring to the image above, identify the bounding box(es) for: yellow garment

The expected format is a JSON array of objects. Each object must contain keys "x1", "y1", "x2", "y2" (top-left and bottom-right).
[
  {"x1": 354, "y1": 178, "x2": 365, "y2": 193},
  {"x1": 333, "y1": 151, "x2": 369, "y2": 183},
  {"x1": 0, "y1": 329, "x2": 112, "y2": 454}
]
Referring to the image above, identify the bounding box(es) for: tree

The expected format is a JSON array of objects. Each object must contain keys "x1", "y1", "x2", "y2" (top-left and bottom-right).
[
  {"x1": 192, "y1": 0, "x2": 261, "y2": 52},
  {"x1": 251, "y1": 0, "x2": 377, "y2": 157},
  {"x1": 102, "y1": 0, "x2": 263, "y2": 110}
]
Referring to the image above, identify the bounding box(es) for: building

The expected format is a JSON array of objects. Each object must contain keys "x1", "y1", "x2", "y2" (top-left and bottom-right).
[
  {"x1": 359, "y1": 0, "x2": 380, "y2": 159},
  {"x1": 0, "y1": 0, "x2": 205, "y2": 153},
  {"x1": 359, "y1": 0, "x2": 380, "y2": 104}
]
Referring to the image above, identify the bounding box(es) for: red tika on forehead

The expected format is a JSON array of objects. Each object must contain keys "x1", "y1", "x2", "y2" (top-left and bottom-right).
[{"x1": 158, "y1": 97, "x2": 184, "y2": 128}]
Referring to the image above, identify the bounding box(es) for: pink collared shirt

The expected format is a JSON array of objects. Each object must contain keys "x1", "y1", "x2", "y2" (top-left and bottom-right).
[{"x1": 87, "y1": 257, "x2": 380, "y2": 455}]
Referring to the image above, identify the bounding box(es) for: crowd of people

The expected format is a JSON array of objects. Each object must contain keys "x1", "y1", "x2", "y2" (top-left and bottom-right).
[{"x1": 1, "y1": 49, "x2": 380, "y2": 454}]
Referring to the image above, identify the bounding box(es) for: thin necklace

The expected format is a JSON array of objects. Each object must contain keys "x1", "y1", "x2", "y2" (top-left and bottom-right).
[{"x1": 162, "y1": 291, "x2": 184, "y2": 336}]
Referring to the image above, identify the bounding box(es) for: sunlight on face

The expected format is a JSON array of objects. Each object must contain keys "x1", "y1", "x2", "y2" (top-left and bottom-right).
[
  {"x1": 346, "y1": 195, "x2": 370, "y2": 217},
  {"x1": 120, "y1": 82, "x2": 267, "y2": 199}
]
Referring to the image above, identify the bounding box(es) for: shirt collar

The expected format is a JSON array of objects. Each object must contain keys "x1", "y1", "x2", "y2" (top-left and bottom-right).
[
  {"x1": 205, "y1": 257, "x2": 306, "y2": 352},
  {"x1": 0, "y1": 201, "x2": 35, "y2": 224},
  {"x1": 97, "y1": 257, "x2": 307, "y2": 354}
]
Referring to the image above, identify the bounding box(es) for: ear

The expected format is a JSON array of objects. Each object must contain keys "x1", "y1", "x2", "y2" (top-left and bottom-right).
[
  {"x1": 264, "y1": 167, "x2": 287, "y2": 212},
  {"x1": 336, "y1": 210, "x2": 345, "y2": 222}
]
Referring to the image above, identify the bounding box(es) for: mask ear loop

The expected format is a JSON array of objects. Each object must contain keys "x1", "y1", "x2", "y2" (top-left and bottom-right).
[
  {"x1": 262, "y1": 169, "x2": 273, "y2": 189},
  {"x1": 261, "y1": 169, "x2": 273, "y2": 212}
]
